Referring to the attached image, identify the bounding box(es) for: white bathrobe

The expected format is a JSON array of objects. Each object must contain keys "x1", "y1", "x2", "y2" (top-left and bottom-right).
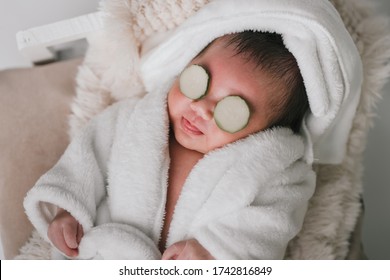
[{"x1": 24, "y1": 83, "x2": 316, "y2": 260}]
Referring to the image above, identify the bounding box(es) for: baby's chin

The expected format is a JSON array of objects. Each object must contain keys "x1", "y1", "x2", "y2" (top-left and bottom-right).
[
  {"x1": 177, "y1": 138, "x2": 207, "y2": 154},
  {"x1": 181, "y1": 140, "x2": 225, "y2": 155},
  {"x1": 180, "y1": 137, "x2": 218, "y2": 155}
]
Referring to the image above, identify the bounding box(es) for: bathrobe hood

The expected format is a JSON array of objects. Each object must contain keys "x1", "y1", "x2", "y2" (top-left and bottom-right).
[{"x1": 141, "y1": 0, "x2": 363, "y2": 164}]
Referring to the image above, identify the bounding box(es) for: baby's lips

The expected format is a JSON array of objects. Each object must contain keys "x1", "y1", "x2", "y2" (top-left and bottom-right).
[{"x1": 182, "y1": 117, "x2": 204, "y2": 135}]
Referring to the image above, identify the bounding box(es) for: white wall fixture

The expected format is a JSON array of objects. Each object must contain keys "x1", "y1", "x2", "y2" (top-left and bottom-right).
[{"x1": 16, "y1": 12, "x2": 103, "y2": 64}]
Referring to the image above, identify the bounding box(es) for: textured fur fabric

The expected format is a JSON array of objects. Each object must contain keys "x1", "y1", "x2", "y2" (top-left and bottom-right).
[{"x1": 16, "y1": 0, "x2": 390, "y2": 259}]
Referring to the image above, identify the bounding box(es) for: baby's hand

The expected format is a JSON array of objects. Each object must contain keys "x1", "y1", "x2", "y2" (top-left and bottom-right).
[
  {"x1": 47, "y1": 208, "x2": 84, "y2": 258},
  {"x1": 162, "y1": 239, "x2": 214, "y2": 260}
]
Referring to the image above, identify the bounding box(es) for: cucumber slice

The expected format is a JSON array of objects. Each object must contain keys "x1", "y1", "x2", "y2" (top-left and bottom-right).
[
  {"x1": 179, "y1": 65, "x2": 209, "y2": 100},
  {"x1": 214, "y1": 96, "x2": 251, "y2": 133}
]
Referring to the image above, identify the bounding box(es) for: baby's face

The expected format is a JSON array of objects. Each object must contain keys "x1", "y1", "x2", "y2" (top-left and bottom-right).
[{"x1": 168, "y1": 36, "x2": 278, "y2": 154}]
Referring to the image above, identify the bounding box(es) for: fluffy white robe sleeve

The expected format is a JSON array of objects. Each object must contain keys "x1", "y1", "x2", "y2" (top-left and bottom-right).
[
  {"x1": 24, "y1": 101, "x2": 123, "y2": 235},
  {"x1": 24, "y1": 97, "x2": 162, "y2": 259}
]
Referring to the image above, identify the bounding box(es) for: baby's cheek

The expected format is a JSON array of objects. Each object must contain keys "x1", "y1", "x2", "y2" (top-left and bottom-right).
[
  {"x1": 168, "y1": 87, "x2": 189, "y2": 113},
  {"x1": 205, "y1": 129, "x2": 233, "y2": 151}
]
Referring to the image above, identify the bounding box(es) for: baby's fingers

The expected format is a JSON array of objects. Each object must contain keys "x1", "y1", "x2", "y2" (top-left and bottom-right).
[
  {"x1": 162, "y1": 242, "x2": 186, "y2": 260},
  {"x1": 48, "y1": 224, "x2": 78, "y2": 258},
  {"x1": 76, "y1": 223, "x2": 84, "y2": 244},
  {"x1": 163, "y1": 239, "x2": 214, "y2": 260},
  {"x1": 63, "y1": 223, "x2": 79, "y2": 250}
]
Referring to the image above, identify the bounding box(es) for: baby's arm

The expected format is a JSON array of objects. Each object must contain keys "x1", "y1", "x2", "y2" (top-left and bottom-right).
[
  {"x1": 47, "y1": 208, "x2": 84, "y2": 258},
  {"x1": 162, "y1": 239, "x2": 214, "y2": 260},
  {"x1": 24, "y1": 100, "x2": 139, "y2": 245}
]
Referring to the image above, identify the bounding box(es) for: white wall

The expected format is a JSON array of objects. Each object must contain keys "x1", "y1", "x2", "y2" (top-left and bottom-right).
[
  {"x1": 0, "y1": 0, "x2": 389, "y2": 260},
  {"x1": 0, "y1": 0, "x2": 100, "y2": 70}
]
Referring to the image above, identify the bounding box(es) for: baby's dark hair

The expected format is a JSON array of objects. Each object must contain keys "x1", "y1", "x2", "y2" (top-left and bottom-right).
[{"x1": 225, "y1": 31, "x2": 309, "y2": 133}]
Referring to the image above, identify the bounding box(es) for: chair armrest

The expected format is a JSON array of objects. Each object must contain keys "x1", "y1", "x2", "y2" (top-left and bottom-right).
[{"x1": 16, "y1": 12, "x2": 104, "y2": 64}]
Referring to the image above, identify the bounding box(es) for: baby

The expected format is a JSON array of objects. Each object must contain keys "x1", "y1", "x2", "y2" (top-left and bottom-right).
[{"x1": 24, "y1": 31, "x2": 315, "y2": 260}]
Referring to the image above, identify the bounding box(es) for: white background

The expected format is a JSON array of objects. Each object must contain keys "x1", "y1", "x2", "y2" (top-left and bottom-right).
[{"x1": 0, "y1": 0, "x2": 389, "y2": 259}]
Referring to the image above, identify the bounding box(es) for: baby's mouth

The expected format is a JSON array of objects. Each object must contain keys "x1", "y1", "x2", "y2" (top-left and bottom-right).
[{"x1": 181, "y1": 117, "x2": 204, "y2": 135}]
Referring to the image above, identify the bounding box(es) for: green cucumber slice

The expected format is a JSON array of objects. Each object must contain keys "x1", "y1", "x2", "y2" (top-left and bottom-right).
[
  {"x1": 214, "y1": 96, "x2": 251, "y2": 133},
  {"x1": 179, "y1": 65, "x2": 209, "y2": 100}
]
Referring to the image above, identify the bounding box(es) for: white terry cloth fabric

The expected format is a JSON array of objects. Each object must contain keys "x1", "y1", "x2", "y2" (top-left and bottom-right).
[
  {"x1": 141, "y1": 0, "x2": 363, "y2": 165},
  {"x1": 24, "y1": 89, "x2": 315, "y2": 259}
]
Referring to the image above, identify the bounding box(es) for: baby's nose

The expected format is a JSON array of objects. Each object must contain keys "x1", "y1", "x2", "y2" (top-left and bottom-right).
[{"x1": 189, "y1": 100, "x2": 213, "y2": 121}]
